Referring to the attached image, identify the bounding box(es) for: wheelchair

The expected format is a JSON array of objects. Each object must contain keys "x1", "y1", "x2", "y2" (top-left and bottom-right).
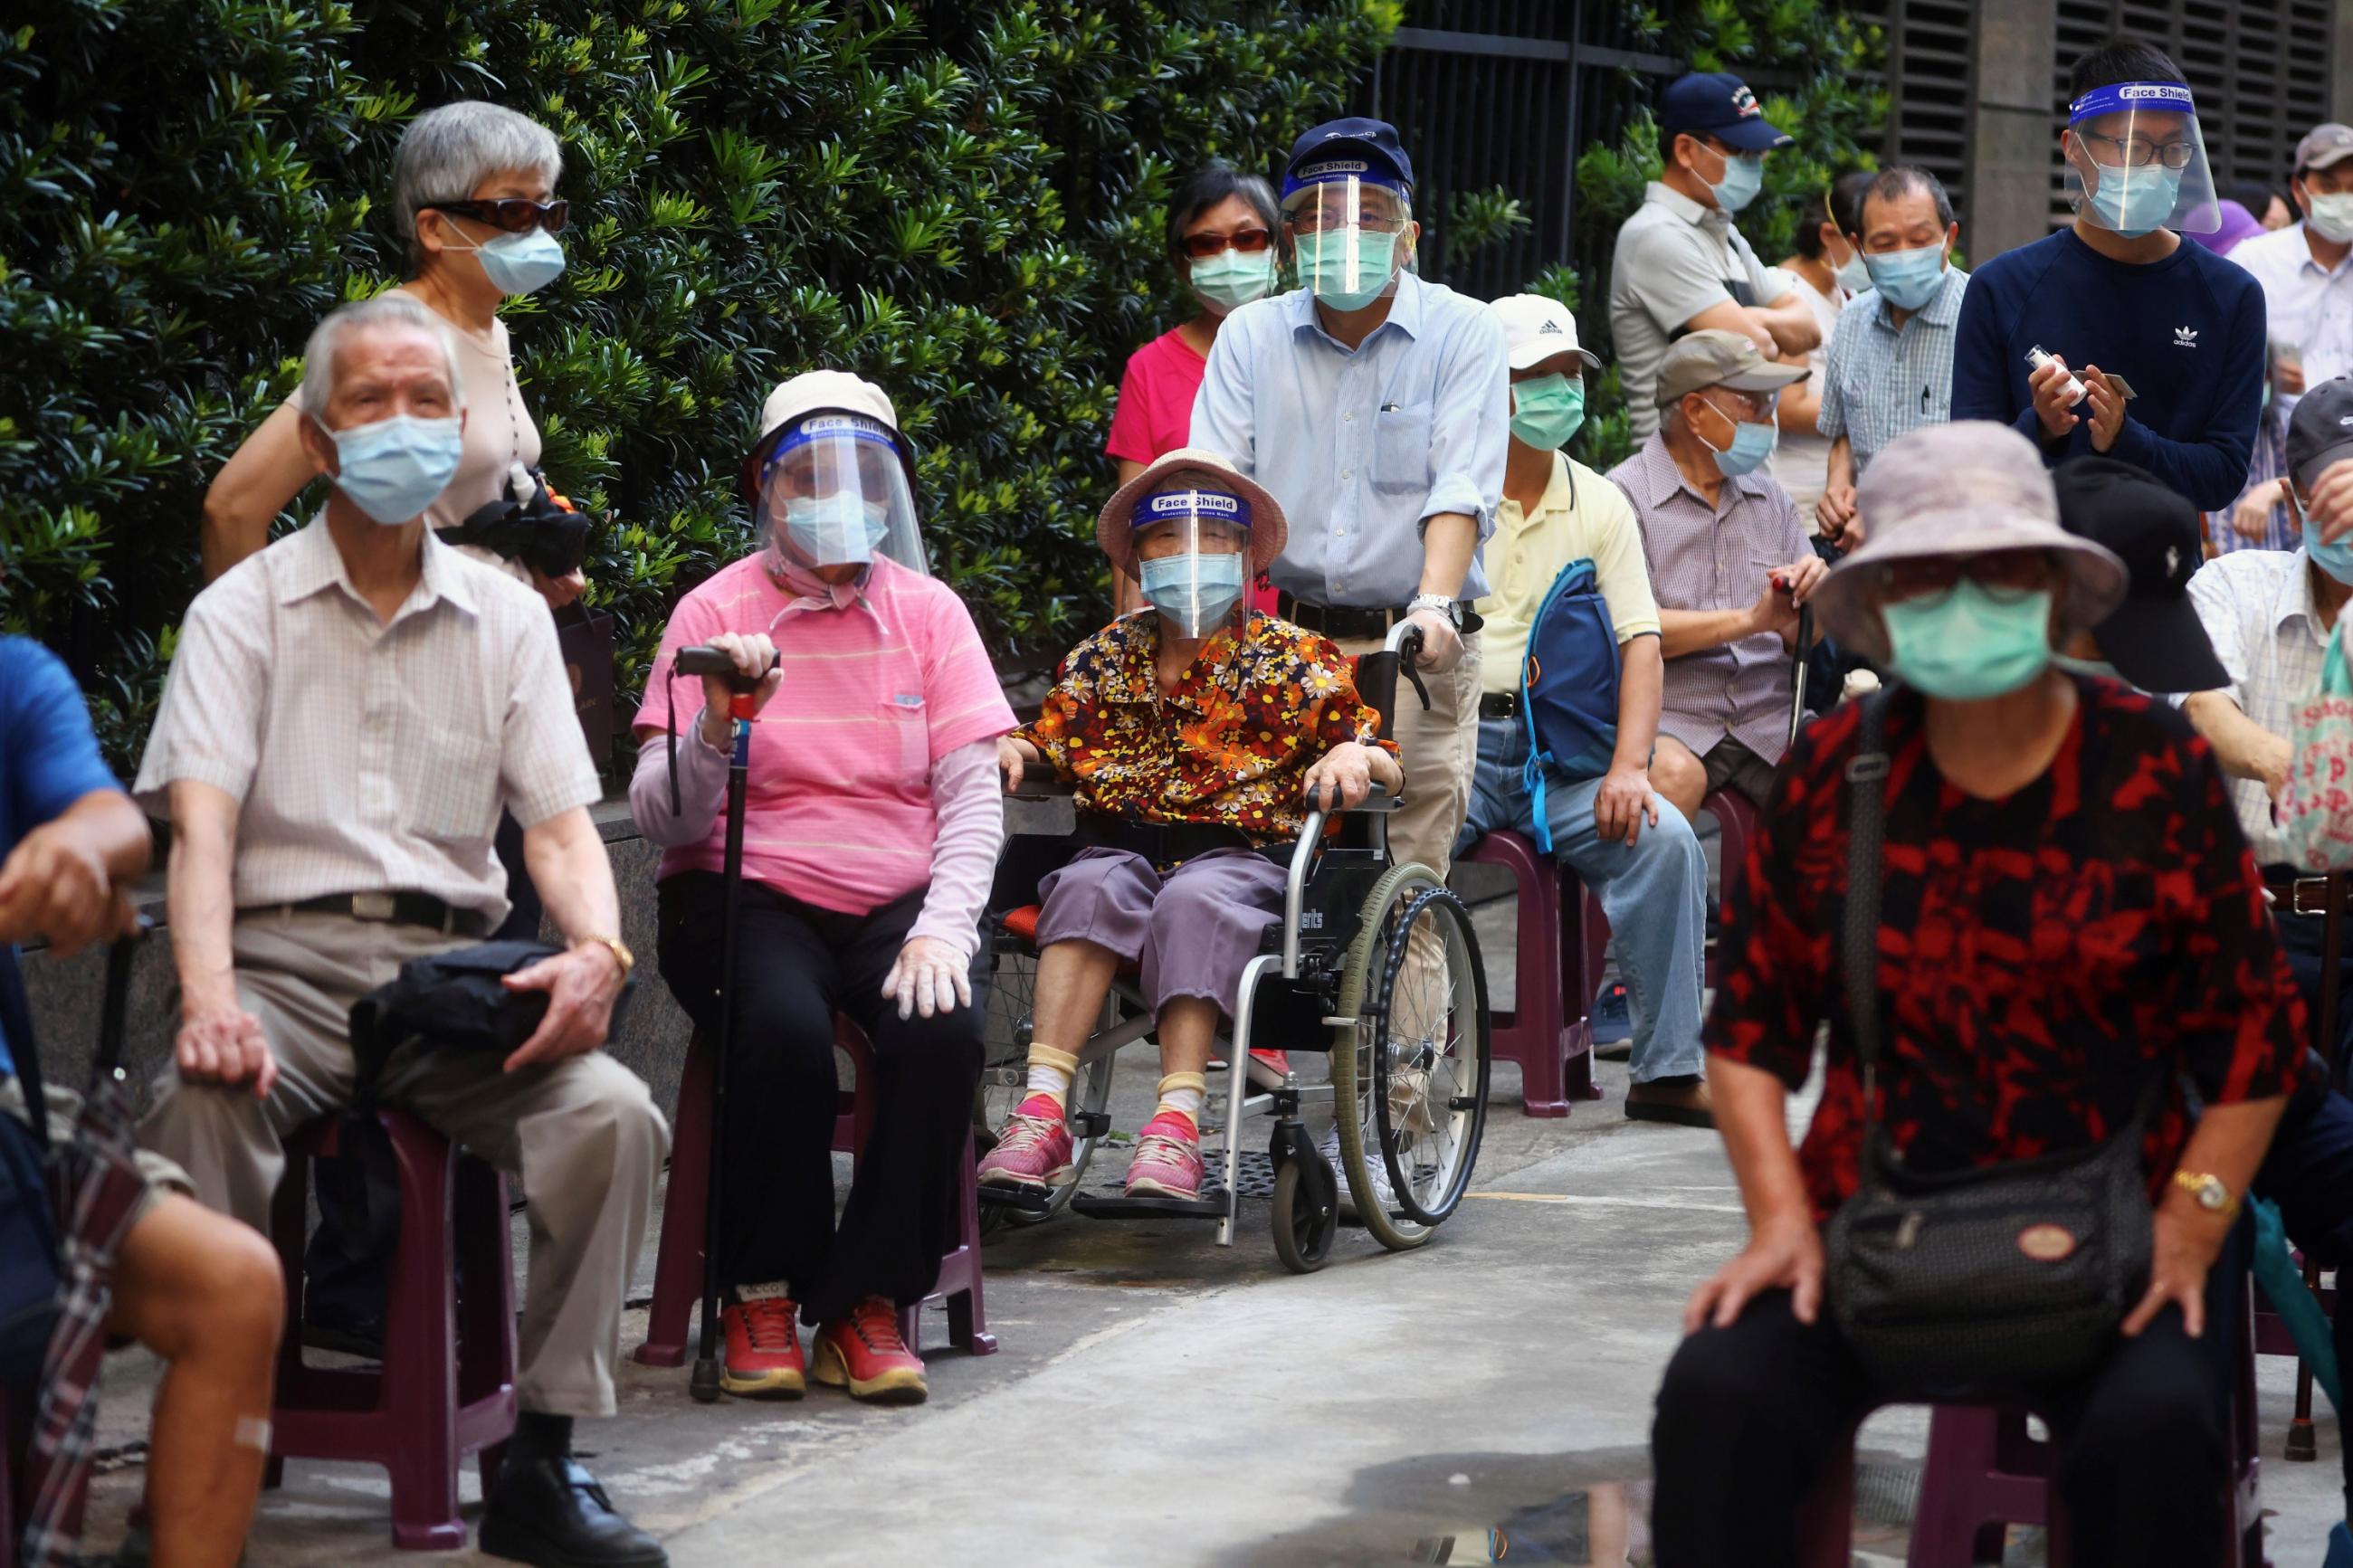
[{"x1": 976, "y1": 622, "x2": 1492, "y2": 1273}]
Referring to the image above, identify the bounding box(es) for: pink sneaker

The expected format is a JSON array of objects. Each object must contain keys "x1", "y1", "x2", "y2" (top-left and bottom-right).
[
  {"x1": 977, "y1": 1093, "x2": 1074, "y2": 1192},
  {"x1": 1124, "y1": 1111, "x2": 1205, "y2": 1200}
]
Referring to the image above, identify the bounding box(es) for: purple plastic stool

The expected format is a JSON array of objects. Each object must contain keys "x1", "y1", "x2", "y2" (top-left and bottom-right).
[
  {"x1": 636, "y1": 1015, "x2": 995, "y2": 1369},
  {"x1": 1797, "y1": 1279, "x2": 2264, "y2": 1566},
  {"x1": 1459, "y1": 831, "x2": 1597, "y2": 1116},
  {"x1": 264, "y1": 1110, "x2": 517, "y2": 1551},
  {"x1": 1578, "y1": 788, "x2": 1764, "y2": 996}
]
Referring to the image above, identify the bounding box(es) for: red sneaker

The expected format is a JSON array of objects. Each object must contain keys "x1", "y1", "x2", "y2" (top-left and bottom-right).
[
  {"x1": 720, "y1": 1296, "x2": 805, "y2": 1398},
  {"x1": 812, "y1": 1297, "x2": 928, "y2": 1404}
]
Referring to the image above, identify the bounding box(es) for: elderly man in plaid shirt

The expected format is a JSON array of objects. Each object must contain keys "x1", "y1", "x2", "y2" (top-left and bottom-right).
[
  {"x1": 136, "y1": 294, "x2": 669, "y2": 1568},
  {"x1": 1608, "y1": 330, "x2": 1824, "y2": 824}
]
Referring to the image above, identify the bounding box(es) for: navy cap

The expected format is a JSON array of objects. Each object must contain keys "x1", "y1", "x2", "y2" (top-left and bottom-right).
[
  {"x1": 1282, "y1": 118, "x2": 1414, "y2": 202},
  {"x1": 2290, "y1": 376, "x2": 2353, "y2": 494},
  {"x1": 1659, "y1": 71, "x2": 1793, "y2": 153}
]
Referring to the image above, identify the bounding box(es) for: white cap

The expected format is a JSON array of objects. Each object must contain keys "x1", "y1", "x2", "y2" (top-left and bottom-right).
[
  {"x1": 741, "y1": 369, "x2": 914, "y2": 504},
  {"x1": 1491, "y1": 294, "x2": 1602, "y2": 374}
]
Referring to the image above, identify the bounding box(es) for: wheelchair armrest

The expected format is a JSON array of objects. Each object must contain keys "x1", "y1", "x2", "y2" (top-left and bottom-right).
[{"x1": 1003, "y1": 772, "x2": 1077, "y2": 803}]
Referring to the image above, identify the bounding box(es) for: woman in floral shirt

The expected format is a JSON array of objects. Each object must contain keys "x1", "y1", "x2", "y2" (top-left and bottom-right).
[{"x1": 980, "y1": 449, "x2": 1399, "y2": 1201}]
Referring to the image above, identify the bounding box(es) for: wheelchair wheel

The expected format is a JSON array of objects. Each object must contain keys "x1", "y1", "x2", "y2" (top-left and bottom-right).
[
  {"x1": 1330, "y1": 863, "x2": 1491, "y2": 1251},
  {"x1": 1270, "y1": 1153, "x2": 1338, "y2": 1274},
  {"x1": 976, "y1": 947, "x2": 1116, "y2": 1227}
]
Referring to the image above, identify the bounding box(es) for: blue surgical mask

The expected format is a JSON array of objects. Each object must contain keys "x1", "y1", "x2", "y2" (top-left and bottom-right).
[
  {"x1": 328, "y1": 413, "x2": 464, "y2": 525},
  {"x1": 2086, "y1": 163, "x2": 2182, "y2": 239},
  {"x1": 1708, "y1": 152, "x2": 1765, "y2": 215},
  {"x1": 1139, "y1": 552, "x2": 1246, "y2": 637},
  {"x1": 1862, "y1": 242, "x2": 1948, "y2": 311},
  {"x1": 1834, "y1": 246, "x2": 1872, "y2": 295},
  {"x1": 1298, "y1": 227, "x2": 1399, "y2": 311},
  {"x1": 1881, "y1": 583, "x2": 2055, "y2": 700},
  {"x1": 784, "y1": 492, "x2": 889, "y2": 566},
  {"x1": 446, "y1": 219, "x2": 567, "y2": 296},
  {"x1": 2305, "y1": 510, "x2": 2353, "y2": 585},
  {"x1": 1698, "y1": 397, "x2": 1777, "y2": 478}
]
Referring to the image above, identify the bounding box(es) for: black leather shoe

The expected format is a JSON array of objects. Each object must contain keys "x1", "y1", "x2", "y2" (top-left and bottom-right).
[{"x1": 478, "y1": 1456, "x2": 667, "y2": 1567}]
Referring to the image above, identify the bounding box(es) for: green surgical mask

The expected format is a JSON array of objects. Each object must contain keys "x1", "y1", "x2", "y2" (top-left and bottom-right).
[
  {"x1": 1191, "y1": 249, "x2": 1278, "y2": 314},
  {"x1": 1298, "y1": 227, "x2": 1398, "y2": 311},
  {"x1": 1881, "y1": 582, "x2": 2055, "y2": 701},
  {"x1": 1510, "y1": 374, "x2": 1586, "y2": 450},
  {"x1": 2053, "y1": 653, "x2": 2122, "y2": 684}
]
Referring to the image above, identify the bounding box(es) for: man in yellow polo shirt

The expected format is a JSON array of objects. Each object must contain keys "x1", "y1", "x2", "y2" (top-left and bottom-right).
[{"x1": 1457, "y1": 295, "x2": 1710, "y2": 1126}]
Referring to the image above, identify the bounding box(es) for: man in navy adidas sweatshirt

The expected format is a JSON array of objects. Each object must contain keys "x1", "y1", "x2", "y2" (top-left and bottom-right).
[{"x1": 1951, "y1": 36, "x2": 2264, "y2": 512}]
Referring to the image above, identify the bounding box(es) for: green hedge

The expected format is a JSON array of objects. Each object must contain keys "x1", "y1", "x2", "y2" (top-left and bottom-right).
[{"x1": 0, "y1": 0, "x2": 1400, "y2": 768}]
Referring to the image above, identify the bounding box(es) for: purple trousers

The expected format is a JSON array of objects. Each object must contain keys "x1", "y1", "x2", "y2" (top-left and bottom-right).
[{"x1": 1033, "y1": 847, "x2": 1288, "y2": 1016}]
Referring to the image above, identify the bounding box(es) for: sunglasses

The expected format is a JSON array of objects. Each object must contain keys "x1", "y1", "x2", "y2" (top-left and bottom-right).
[
  {"x1": 1875, "y1": 549, "x2": 2057, "y2": 603},
  {"x1": 424, "y1": 197, "x2": 571, "y2": 235},
  {"x1": 1181, "y1": 227, "x2": 1274, "y2": 259}
]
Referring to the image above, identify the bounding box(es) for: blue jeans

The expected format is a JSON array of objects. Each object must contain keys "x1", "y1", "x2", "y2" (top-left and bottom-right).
[{"x1": 1457, "y1": 718, "x2": 1706, "y2": 1083}]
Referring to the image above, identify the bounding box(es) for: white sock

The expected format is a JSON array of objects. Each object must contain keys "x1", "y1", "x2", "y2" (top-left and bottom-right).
[
  {"x1": 1025, "y1": 1045, "x2": 1078, "y2": 1108},
  {"x1": 1155, "y1": 1073, "x2": 1206, "y2": 1131}
]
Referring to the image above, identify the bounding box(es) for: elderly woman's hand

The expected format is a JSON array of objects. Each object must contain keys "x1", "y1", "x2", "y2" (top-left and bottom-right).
[
  {"x1": 1682, "y1": 1213, "x2": 1825, "y2": 1334},
  {"x1": 881, "y1": 936, "x2": 972, "y2": 1021},
  {"x1": 997, "y1": 735, "x2": 1043, "y2": 794},
  {"x1": 1302, "y1": 741, "x2": 1396, "y2": 812},
  {"x1": 695, "y1": 632, "x2": 783, "y2": 747},
  {"x1": 530, "y1": 566, "x2": 588, "y2": 609}
]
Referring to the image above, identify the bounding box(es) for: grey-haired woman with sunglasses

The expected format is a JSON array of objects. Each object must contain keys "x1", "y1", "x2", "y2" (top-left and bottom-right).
[
  {"x1": 1105, "y1": 161, "x2": 1289, "y2": 613},
  {"x1": 201, "y1": 101, "x2": 581, "y2": 608}
]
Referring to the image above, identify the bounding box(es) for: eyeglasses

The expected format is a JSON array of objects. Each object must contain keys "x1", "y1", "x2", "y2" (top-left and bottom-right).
[
  {"x1": 2076, "y1": 131, "x2": 2197, "y2": 171},
  {"x1": 1290, "y1": 204, "x2": 1407, "y2": 235},
  {"x1": 1181, "y1": 227, "x2": 1274, "y2": 259},
  {"x1": 1875, "y1": 549, "x2": 2057, "y2": 603},
  {"x1": 423, "y1": 197, "x2": 571, "y2": 234}
]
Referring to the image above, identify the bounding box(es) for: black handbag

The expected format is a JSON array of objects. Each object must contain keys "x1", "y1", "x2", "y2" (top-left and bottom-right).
[{"x1": 1823, "y1": 690, "x2": 2157, "y2": 1401}]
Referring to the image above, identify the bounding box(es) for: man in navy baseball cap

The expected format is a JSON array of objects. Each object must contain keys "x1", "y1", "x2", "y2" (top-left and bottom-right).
[
  {"x1": 1281, "y1": 116, "x2": 1414, "y2": 200},
  {"x1": 1607, "y1": 74, "x2": 1817, "y2": 442}
]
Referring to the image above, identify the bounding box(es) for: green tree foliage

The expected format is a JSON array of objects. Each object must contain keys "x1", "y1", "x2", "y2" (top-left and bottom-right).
[
  {"x1": 1567, "y1": 0, "x2": 1885, "y2": 470},
  {"x1": 0, "y1": 0, "x2": 1400, "y2": 768}
]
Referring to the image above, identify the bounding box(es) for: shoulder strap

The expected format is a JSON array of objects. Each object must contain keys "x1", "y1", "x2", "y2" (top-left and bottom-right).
[
  {"x1": 0, "y1": 949, "x2": 48, "y2": 1154},
  {"x1": 1843, "y1": 691, "x2": 1893, "y2": 1124}
]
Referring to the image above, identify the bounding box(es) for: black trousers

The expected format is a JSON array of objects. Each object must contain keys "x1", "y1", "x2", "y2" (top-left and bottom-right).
[
  {"x1": 657, "y1": 872, "x2": 984, "y2": 1327},
  {"x1": 1651, "y1": 1282, "x2": 2235, "y2": 1568}
]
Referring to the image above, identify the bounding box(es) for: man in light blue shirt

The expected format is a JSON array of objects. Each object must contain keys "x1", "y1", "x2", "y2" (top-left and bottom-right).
[{"x1": 1190, "y1": 116, "x2": 1509, "y2": 883}]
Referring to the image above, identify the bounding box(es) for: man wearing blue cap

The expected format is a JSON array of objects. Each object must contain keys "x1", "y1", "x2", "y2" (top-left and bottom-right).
[
  {"x1": 1190, "y1": 116, "x2": 1509, "y2": 894},
  {"x1": 1609, "y1": 71, "x2": 1822, "y2": 445}
]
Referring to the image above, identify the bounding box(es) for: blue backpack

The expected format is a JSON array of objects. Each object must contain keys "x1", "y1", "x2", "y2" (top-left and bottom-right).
[{"x1": 1518, "y1": 556, "x2": 1620, "y2": 853}]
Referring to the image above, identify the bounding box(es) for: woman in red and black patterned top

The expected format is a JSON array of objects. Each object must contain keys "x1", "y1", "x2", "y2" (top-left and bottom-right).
[{"x1": 1652, "y1": 423, "x2": 2303, "y2": 1568}]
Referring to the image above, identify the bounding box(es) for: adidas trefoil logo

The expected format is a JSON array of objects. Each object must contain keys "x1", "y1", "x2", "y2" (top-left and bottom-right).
[{"x1": 2174, "y1": 325, "x2": 2198, "y2": 347}]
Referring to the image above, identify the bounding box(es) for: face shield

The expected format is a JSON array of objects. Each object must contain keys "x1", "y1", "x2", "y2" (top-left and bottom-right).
[
  {"x1": 2064, "y1": 81, "x2": 2219, "y2": 238},
  {"x1": 1131, "y1": 489, "x2": 1253, "y2": 639},
  {"x1": 758, "y1": 412, "x2": 927, "y2": 575},
  {"x1": 1282, "y1": 169, "x2": 1413, "y2": 312}
]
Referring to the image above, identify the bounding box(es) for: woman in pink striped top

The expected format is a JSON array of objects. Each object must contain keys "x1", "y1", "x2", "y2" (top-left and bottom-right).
[{"x1": 629, "y1": 371, "x2": 1015, "y2": 1407}]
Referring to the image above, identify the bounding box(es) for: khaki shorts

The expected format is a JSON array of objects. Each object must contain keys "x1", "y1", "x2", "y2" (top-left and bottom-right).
[{"x1": 2, "y1": 1074, "x2": 193, "y2": 1227}]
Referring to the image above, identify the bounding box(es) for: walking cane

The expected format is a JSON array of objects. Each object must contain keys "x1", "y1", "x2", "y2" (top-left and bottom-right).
[
  {"x1": 1787, "y1": 604, "x2": 1814, "y2": 749},
  {"x1": 2290, "y1": 870, "x2": 2348, "y2": 1459},
  {"x1": 672, "y1": 644, "x2": 776, "y2": 1404}
]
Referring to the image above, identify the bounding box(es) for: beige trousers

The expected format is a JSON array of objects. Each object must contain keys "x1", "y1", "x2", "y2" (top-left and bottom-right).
[
  {"x1": 139, "y1": 909, "x2": 669, "y2": 1418},
  {"x1": 1335, "y1": 630, "x2": 1482, "y2": 878}
]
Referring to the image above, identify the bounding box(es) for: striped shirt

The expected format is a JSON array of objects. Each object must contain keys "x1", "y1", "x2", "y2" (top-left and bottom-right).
[
  {"x1": 2183, "y1": 546, "x2": 2332, "y2": 864},
  {"x1": 634, "y1": 554, "x2": 1015, "y2": 917},
  {"x1": 2209, "y1": 403, "x2": 2298, "y2": 556},
  {"x1": 133, "y1": 517, "x2": 598, "y2": 923},
  {"x1": 1608, "y1": 432, "x2": 1809, "y2": 765},
  {"x1": 1816, "y1": 264, "x2": 1968, "y2": 479}
]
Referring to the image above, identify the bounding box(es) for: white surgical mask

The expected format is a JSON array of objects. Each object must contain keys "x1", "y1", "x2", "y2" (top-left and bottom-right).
[{"x1": 2309, "y1": 191, "x2": 2353, "y2": 243}]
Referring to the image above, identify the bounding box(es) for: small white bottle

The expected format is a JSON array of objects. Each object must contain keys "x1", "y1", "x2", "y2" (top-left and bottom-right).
[{"x1": 2025, "y1": 346, "x2": 2088, "y2": 407}]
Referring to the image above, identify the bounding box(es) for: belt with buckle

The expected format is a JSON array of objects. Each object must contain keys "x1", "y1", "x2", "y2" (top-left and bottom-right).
[
  {"x1": 1276, "y1": 594, "x2": 1484, "y2": 641},
  {"x1": 245, "y1": 891, "x2": 491, "y2": 938},
  {"x1": 2262, "y1": 871, "x2": 2353, "y2": 917},
  {"x1": 1478, "y1": 691, "x2": 1520, "y2": 721}
]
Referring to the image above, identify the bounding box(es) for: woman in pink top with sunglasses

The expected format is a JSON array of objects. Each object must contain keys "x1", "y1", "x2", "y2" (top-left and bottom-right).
[
  {"x1": 1106, "y1": 162, "x2": 1291, "y2": 613},
  {"x1": 630, "y1": 370, "x2": 1015, "y2": 1410}
]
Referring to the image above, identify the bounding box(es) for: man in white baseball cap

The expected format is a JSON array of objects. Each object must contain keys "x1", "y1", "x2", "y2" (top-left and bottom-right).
[{"x1": 1460, "y1": 294, "x2": 1711, "y2": 1126}]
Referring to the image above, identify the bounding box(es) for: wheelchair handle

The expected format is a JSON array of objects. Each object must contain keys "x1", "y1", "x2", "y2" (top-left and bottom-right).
[
  {"x1": 676, "y1": 643, "x2": 777, "y2": 693},
  {"x1": 1387, "y1": 620, "x2": 1433, "y2": 713}
]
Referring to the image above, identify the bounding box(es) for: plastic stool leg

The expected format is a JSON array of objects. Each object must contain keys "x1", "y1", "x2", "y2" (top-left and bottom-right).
[{"x1": 382, "y1": 1126, "x2": 464, "y2": 1551}]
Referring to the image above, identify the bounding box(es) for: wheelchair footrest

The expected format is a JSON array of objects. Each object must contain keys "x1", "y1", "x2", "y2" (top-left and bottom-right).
[
  {"x1": 1068, "y1": 1110, "x2": 1111, "y2": 1138},
  {"x1": 976, "y1": 1185, "x2": 1056, "y2": 1215},
  {"x1": 1069, "y1": 1192, "x2": 1230, "y2": 1221}
]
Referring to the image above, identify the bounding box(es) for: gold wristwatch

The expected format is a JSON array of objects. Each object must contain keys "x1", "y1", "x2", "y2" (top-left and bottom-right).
[
  {"x1": 578, "y1": 933, "x2": 635, "y2": 978},
  {"x1": 2170, "y1": 1169, "x2": 2237, "y2": 1221}
]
